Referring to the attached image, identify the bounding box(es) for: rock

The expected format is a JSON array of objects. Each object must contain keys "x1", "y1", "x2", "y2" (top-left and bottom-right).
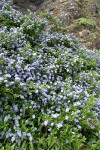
[
  {"x1": 29, "y1": 0, "x2": 44, "y2": 5},
  {"x1": 79, "y1": 30, "x2": 90, "y2": 38},
  {"x1": 83, "y1": 0, "x2": 100, "y2": 16},
  {"x1": 94, "y1": 39, "x2": 100, "y2": 50},
  {"x1": 13, "y1": 0, "x2": 100, "y2": 50},
  {"x1": 96, "y1": 0, "x2": 100, "y2": 4}
]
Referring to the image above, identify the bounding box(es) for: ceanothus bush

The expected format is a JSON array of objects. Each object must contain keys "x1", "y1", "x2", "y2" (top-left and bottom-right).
[{"x1": 0, "y1": 0, "x2": 100, "y2": 149}]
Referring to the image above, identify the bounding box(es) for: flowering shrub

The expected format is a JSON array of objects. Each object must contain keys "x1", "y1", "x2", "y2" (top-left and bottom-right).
[{"x1": 0, "y1": 0, "x2": 100, "y2": 149}]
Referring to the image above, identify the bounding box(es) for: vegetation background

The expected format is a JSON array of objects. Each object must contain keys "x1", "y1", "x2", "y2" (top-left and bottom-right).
[{"x1": 0, "y1": 0, "x2": 100, "y2": 150}]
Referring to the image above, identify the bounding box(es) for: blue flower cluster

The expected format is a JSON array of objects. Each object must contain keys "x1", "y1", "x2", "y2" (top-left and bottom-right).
[{"x1": 0, "y1": 0, "x2": 100, "y2": 149}]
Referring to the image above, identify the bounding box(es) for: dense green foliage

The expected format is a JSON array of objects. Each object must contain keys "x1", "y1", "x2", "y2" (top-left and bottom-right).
[
  {"x1": 0, "y1": 0, "x2": 100, "y2": 149},
  {"x1": 75, "y1": 18, "x2": 97, "y2": 29}
]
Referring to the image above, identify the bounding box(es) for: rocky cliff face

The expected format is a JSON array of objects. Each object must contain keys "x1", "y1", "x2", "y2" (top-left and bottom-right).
[
  {"x1": 13, "y1": 0, "x2": 83, "y2": 25},
  {"x1": 13, "y1": 0, "x2": 100, "y2": 50}
]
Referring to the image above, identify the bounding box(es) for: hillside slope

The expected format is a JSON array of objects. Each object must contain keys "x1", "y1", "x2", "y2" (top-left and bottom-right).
[{"x1": 13, "y1": 0, "x2": 100, "y2": 50}]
